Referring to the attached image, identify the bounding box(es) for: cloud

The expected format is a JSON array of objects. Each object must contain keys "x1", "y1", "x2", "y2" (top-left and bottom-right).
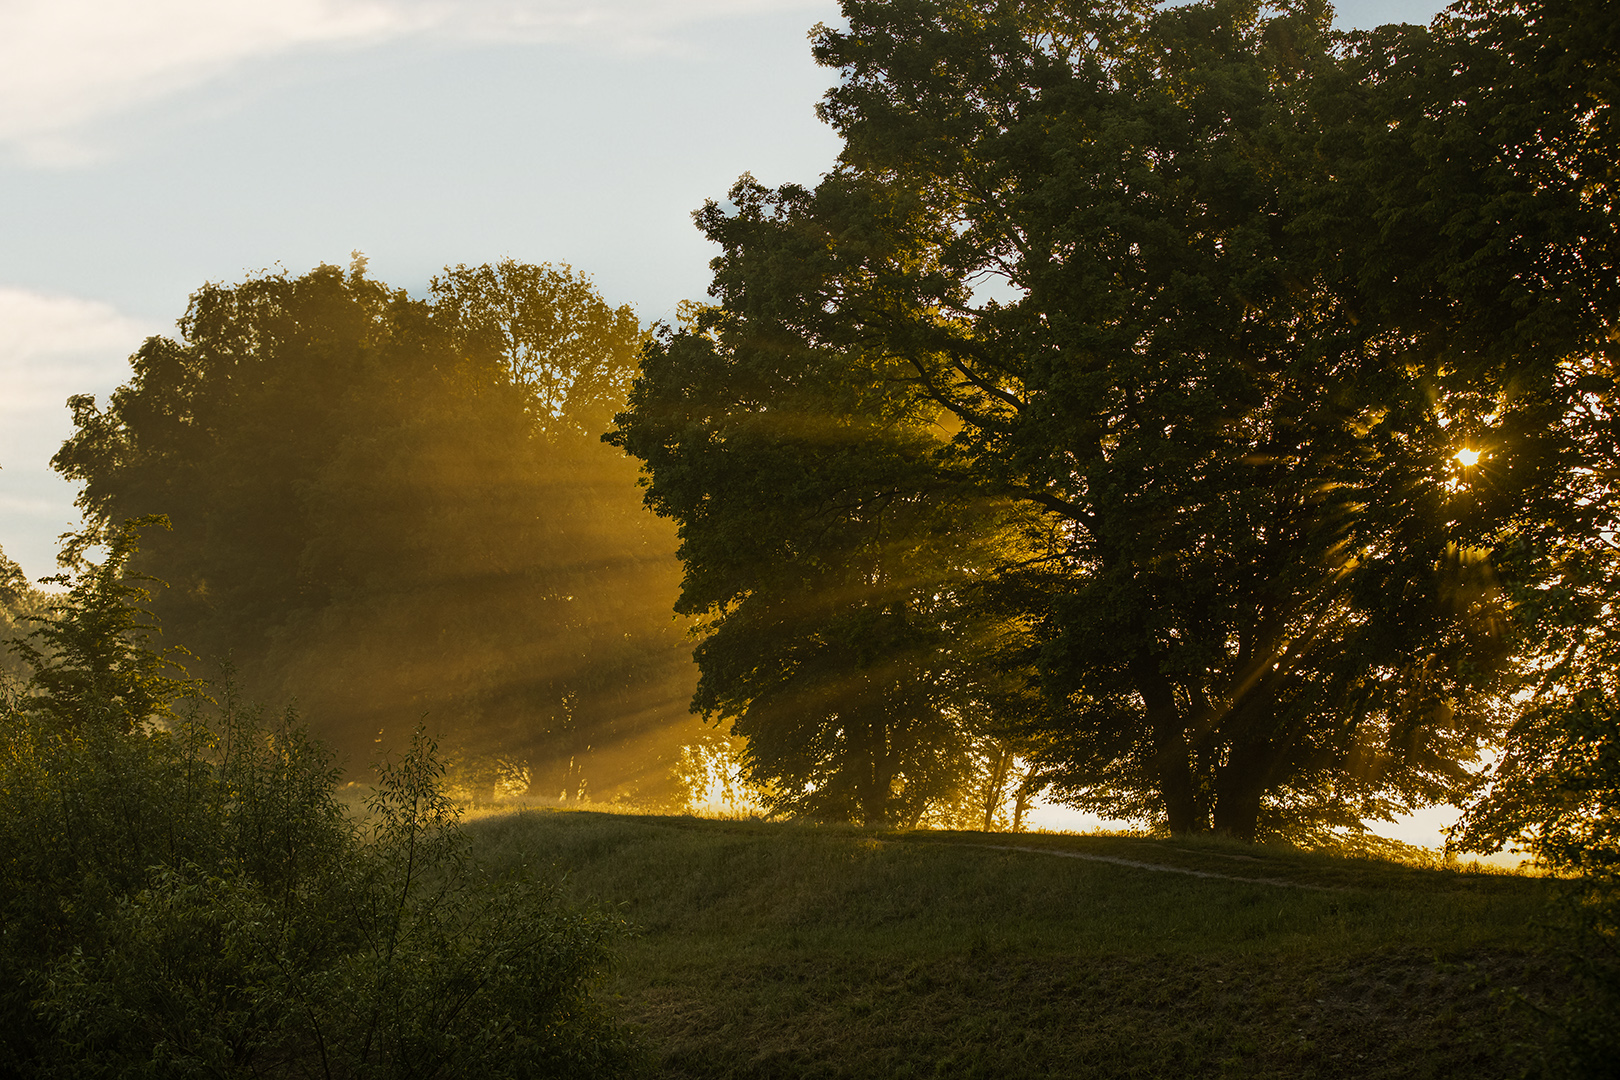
[
  {"x1": 0, "y1": 287, "x2": 154, "y2": 579},
  {"x1": 0, "y1": 287, "x2": 153, "y2": 414},
  {"x1": 0, "y1": 0, "x2": 413, "y2": 164},
  {"x1": 0, "y1": 0, "x2": 829, "y2": 165}
]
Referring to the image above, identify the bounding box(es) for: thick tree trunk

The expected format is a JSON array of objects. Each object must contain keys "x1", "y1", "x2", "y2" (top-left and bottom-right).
[
  {"x1": 1132, "y1": 652, "x2": 1202, "y2": 834},
  {"x1": 1211, "y1": 774, "x2": 1264, "y2": 842},
  {"x1": 855, "y1": 709, "x2": 892, "y2": 827},
  {"x1": 1212, "y1": 699, "x2": 1286, "y2": 842}
]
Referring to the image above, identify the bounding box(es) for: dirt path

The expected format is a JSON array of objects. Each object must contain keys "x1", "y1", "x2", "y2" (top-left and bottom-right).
[{"x1": 957, "y1": 842, "x2": 1348, "y2": 891}]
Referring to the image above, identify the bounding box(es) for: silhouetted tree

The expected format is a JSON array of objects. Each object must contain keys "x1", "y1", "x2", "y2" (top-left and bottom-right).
[
  {"x1": 617, "y1": 0, "x2": 1614, "y2": 840},
  {"x1": 614, "y1": 312, "x2": 1036, "y2": 825},
  {"x1": 1341, "y1": 0, "x2": 1620, "y2": 863}
]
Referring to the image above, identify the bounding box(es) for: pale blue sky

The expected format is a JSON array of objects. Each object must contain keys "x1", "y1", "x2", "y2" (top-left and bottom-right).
[{"x1": 2, "y1": 0, "x2": 1446, "y2": 583}]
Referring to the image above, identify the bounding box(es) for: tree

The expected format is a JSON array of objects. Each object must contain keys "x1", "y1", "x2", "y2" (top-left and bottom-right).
[
  {"x1": 1302, "y1": 0, "x2": 1620, "y2": 853},
  {"x1": 615, "y1": 309, "x2": 1037, "y2": 825},
  {"x1": 52, "y1": 259, "x2": 697, "y2": 799},
  {"x1": 615, "y1": 0, "x2": 1599, "y2": 840},
  {"x1": 431, "y1": 259, "x2": 643, "y2": 439},
  {"x1": 0, "y1": 541, "x2": 47, "y2": 688},
  {"x1": 6, "y1": 517, "x2": 191, "y2": 736},
  {"x1": 1324, "y1": 0, "x2": 1619, "y2": 858},
  {"x1": 1392, "y1": 6, "x2": 1620, "y2": 1068}
]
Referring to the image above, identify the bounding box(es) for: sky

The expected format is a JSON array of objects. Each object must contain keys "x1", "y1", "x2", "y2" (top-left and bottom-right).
[{"x1": 1, "y1": 0, "x2": 1467, "y2": 844}]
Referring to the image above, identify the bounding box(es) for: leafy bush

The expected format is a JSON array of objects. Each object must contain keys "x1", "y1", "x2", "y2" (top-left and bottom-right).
[
  {"x1": 0, "y1": 523, "x2": 640, "y2": 1078},
  {"x1": 1454, "y1": 538, "x2": 1620, "y2": 1077}
]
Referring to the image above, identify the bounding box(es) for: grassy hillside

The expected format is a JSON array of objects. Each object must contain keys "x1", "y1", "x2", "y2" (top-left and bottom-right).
[{"x1": 467, "y1": 810, "x2": 1563, "y2": 1080}]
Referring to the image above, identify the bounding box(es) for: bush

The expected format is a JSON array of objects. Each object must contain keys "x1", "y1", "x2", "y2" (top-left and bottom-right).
[{"x1": 0, "y1": 523, "x2": 640, "y2": 1078}]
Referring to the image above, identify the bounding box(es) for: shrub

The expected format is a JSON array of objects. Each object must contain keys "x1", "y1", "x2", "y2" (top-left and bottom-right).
[{"x1": 0, "y1": 523, "x2": 640, "y2": 1078}]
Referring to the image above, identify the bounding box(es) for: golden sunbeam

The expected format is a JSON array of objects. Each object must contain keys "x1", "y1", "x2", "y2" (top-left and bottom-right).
[{"x1": 1454, "y1": 448, "x2": 1481, "y2": 467}]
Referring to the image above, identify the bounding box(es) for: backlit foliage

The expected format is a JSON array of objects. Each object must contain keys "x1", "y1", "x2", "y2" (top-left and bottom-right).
[
  {"x1": 52, "y1": 258, "x2": 698, "y2": 801},
  {"x1": 0, "y1": 527, "x2": 637, "y2": 1077}
]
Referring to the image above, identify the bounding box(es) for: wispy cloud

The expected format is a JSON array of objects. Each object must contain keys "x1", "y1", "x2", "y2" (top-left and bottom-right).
[
  {"x1": 0, "y1": 287, "x2": 154, "y2": 577},
  {"x1": 0, "y1": 0, "x2": 829, "y2": 165},
  {"x1": 0, "y1": 287, "x2": 151, "y2": 413},
  {"x1": 0, "y1": 0, "x2": 412, "y2": 164}
]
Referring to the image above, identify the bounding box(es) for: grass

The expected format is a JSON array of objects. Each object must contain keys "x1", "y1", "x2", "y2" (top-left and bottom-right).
[{"x1": 465, "y1": 809, "x2": 1565, "y2": 1079}]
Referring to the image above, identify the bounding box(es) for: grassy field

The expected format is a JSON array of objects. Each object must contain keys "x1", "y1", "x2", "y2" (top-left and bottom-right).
[{"x1": 466, "y1": 810, "x2": 1565, "y2": 1079}]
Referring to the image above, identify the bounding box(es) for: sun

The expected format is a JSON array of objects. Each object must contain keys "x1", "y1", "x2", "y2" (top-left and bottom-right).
[{"x1": 1454, "y1": 448, "x2": 1481, "y2": 467}]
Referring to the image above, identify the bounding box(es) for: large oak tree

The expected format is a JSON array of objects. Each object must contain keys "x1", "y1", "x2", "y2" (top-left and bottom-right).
[{"x1": 616, "y1": 0, "x2": 1613, "y2": 840}]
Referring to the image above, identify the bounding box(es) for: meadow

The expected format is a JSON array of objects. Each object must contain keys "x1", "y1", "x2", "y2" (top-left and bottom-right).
[{"x1": 467, "y1": 810, "x2": 1564, "y2": 1079}]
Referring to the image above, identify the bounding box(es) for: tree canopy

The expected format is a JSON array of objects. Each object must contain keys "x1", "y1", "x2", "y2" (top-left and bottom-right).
[
  {"x1": 615, "y1": 309, "x2": 1038, "y2": 825},
  {"x1": 613, "y1": 0, "x2": 1617, "y2": 840},
  {"x1": 54, "y1": 259, "x2": 698, "y2": 800},
  {"x1": 0, "y1": 542, "x2": 46, "y2": 689}
]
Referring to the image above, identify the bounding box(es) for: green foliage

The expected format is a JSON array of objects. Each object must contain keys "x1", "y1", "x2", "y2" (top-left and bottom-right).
[
  {"x1": 52, "y1": 258, "x2": 696, "y2": 799},
  {"x1": 614, "y1": 308, "x2": 1039, "y2": 826},
  {"x1": 612, "y1": 0, "x2": 1606, "y2": 841},
  {"x1": 0, "y1": 543, "x2": 46, "y2": 688},
  {"x1": 6, "y1": 517, "x2": 191, "y2": 735},
  {"x1": 431, "y1": 259, "x2": 644, "y2": 438},
  {"x1": 0, "y1": 531, "x2": 638, "y2": 1079}
]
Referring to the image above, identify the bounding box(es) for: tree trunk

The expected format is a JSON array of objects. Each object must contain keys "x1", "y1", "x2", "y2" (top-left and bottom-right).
[
  {"x1": 1211, "y1": 774, "x2": 1264, "y2": 842},
  {"x1": 981, "y1": 742, "x2": 1014, "y2": 832},
  {"x1": 855, "y1": 708, "x2": 892, "y2": 827},
  {"x1": 1132, "y1": 652, "x2": 1202, "y2": 834},
  {"x1": 1212, "y1": 699, "x2": 1285, "y2": 842},
  {"x1": 1011, "y1": 770, "x2": 1043, "y2": 833}
]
